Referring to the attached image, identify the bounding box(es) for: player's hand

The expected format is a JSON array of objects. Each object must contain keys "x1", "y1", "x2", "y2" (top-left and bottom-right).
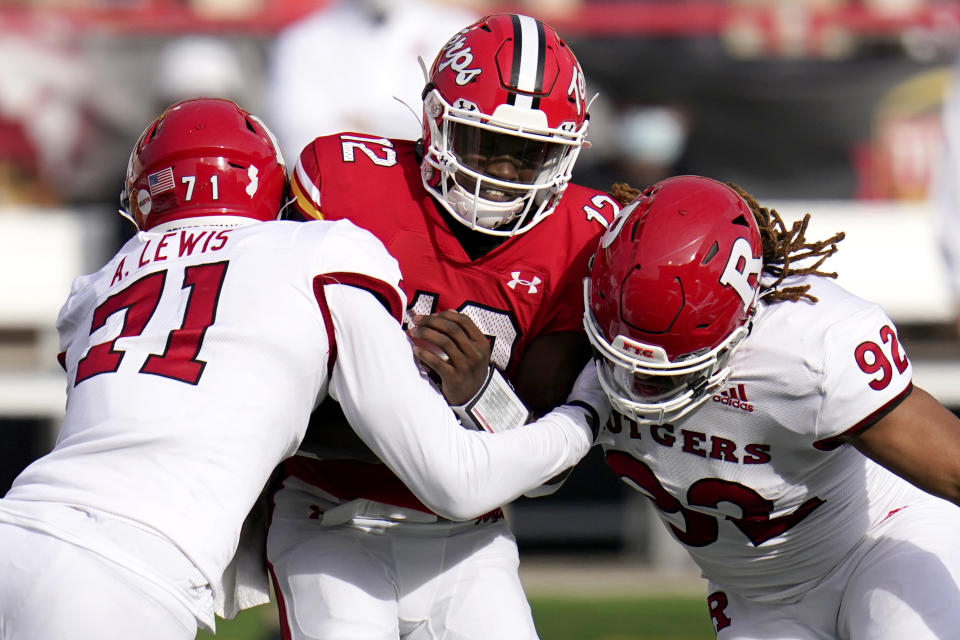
[{"x1": 408, "y1": 310, "x2": 491, "y2": 405}]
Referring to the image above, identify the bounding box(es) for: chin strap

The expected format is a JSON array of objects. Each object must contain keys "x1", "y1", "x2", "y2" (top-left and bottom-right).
[
  {"x1": 117, "y1": 208, "x2": 139, "y2": 232},
  {"x1": 452, "y1": 365, "x2": 530, "y2": 433}
]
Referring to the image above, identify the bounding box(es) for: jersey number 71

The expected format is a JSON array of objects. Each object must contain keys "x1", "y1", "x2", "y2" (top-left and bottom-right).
[{"x1": 74, "y1": 261, "x2": 228, "y2": 386}]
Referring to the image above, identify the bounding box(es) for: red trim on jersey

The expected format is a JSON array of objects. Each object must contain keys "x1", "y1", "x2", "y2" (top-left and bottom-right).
[
  {"x1": 57, "y1": 351, "x2": 66, "y2": 371},
  {"x1": 284, "y1": 456, "x2": 434, "y2": 513},
  {"x1": 265, "y1": 488, "x2": 294, "y2": 640},
  {"x1": 813, "y1": 382, "x2": 914, "y2": 451},
  {"x1": 311, "y1": 276, "x2": 338, "y2": 379},
  {"x1": 291, "y1": 169, "x2": 322, "y2": 221},
  {"x1": 282, "y1": 457, "x2": 508, "y2": 522},
  {"x1": 312, "y1": 272, "x2": 404, "y2": 377},
  {"x1": 876, "y1": 505, "x2": 908, "y2": 526}
]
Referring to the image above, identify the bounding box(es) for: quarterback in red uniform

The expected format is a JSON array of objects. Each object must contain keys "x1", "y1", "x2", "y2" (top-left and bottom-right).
[
  {"x1": 0, "y1": 99, "x2": 602, "y2": 639},
  {"x1": 267, "y1": 13, "x2": 617, "y2": 640}
]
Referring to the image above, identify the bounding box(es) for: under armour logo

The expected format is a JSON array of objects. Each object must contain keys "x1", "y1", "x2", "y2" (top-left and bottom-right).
[
  {"x1": 437, "y1": 152, "x2": 456, "y2": 170},
  {"x1": 453, "y1": 98, "x2": 478, "y2": 111},
  {"x1": 507, "y1": 272, "x2": 542, "y2": 294}
]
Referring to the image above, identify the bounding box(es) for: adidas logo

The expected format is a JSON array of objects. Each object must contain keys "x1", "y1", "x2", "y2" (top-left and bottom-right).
[{"x1": 712, "y1": 384, "x2": 754, "y2": 413}]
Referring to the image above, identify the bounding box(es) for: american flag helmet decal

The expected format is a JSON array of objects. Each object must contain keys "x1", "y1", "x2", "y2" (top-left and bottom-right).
[{"x1": 147, "y1": 167, "x2": 176, "y2": 196}]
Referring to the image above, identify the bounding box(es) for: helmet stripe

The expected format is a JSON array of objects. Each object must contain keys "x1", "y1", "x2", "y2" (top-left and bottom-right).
[
  {"x1": 507, "y1": 14, "x2": 545, "y2": 111},
  {"x1": 531, "y1": 18, "x2": 545, "y2": 110}
]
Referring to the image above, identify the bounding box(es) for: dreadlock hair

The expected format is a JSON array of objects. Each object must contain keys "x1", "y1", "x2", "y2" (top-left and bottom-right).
[{"x1": 608, "y1": 181, "x2": 845, "y2": 304}]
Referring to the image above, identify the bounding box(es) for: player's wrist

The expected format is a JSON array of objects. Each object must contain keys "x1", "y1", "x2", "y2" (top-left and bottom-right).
[
  {"x1": 452, "y1": 365, "x2": 531, "y2": 433},
  {"x1": 564, "y1": 360, "x2": 610, "y2": 444}
]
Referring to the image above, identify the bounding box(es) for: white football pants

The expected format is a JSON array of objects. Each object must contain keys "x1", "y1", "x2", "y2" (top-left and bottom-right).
[
  {"x1": 267, "y1": 478, "x2": 539, "y2": 640},
  {"x1": 0, "y1": 522, "x2": 199, "y2": 640},
  {"x1": 706, "y1": 494, "x2": 960, "y2": 639}
]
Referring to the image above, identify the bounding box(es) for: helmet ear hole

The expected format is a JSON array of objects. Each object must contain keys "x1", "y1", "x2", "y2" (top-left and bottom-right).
[
  {"x1": 702, "y1": 241, "x2": 720, "y2": 265},
  {"x1": 144, "y1": 121, "x2": 161, "y2": 144}
]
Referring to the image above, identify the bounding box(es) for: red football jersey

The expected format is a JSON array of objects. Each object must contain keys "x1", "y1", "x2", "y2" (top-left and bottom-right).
[{"x1": 285, "y1": 132, "x2": 618, "y2": 512}]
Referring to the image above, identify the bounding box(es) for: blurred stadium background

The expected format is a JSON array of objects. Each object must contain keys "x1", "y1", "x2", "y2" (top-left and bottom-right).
[{"x1": 2, "y1": 0, "x2": 960, "y2": 638}]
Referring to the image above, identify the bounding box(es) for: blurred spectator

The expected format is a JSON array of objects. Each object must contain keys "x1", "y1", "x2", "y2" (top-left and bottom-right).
[
  {"x1": 155, "y1": 36, "x2": 254, "y2": 111},
  {"x1": 0, "y1": 115, "x2": 54, "y2": 206},
  {"x1": 856, "y1": 66, "x2": 951, "y2": 200},
  {"x1": 0, "y1": 14, "x2": 90, "y2": 207},
  {"x1": 932, "y1": 55, "x2": 960, "y2": 336},
  {"x1": 576, "y1": 102, "x2": 691, "y2": 192},
  {"x1": 263, "y1": 0, "x2": 484, "y2": 161}
]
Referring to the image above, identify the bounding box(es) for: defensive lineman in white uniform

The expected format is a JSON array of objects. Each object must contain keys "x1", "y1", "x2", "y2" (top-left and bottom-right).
[
  {"x1": 0, "y1": 99, "x2": 602, "y2": 639},
  {"x1": 585, "y1": 176, "x2": 960, "y2": 639}
]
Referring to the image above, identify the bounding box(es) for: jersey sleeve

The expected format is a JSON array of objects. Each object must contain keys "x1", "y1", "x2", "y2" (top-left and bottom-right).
[
  {"x1": 300, "y1": 218, "x2": 406, "y2": 314},
  {"x1": 528, "y1": 188, "x2": 616, "y2": 337},
  {"x1": 533, "y1": 237, "x2": 596, "y2": 335},
  {"x1": 321, "y1": 283, "x2": 594, "y2": 521},
  {"x1": 814, "y1": 303, "x2": 914, "y2": 449},
  {"x1": 290, "y1": 140, "x2": 325, "y2": 221}
]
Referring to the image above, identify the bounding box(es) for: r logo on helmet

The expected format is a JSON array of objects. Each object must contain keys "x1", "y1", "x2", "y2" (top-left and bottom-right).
[{"x1": 720, "y1": 237, "x2": 762, "y2": 308}]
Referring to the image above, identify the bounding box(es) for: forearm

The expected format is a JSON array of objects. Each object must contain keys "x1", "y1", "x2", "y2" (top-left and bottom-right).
[
  {"x1": 327, "y1": 285, "x2": 594, "y2": 519},
  {"x1": 852, "y1": 386, "x2": 960, "y2": 506},
  {"x1": 336, "y1": 366, "x2": 593, "y2": 520}
]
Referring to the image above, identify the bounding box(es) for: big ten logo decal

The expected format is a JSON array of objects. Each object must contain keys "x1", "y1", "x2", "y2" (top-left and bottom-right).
[
  {"x1": 339, "y1": 135, "x2": 397, "y2": 167},
  {"x1": 719, "y1": 237, "x2": 762, "y2": 308},
  {"x1": 707, "y1": 591, "x2": 732, "y2": 632},
  {"x1": 437, "y1": 33, "x2": 481, "y2": 85}
]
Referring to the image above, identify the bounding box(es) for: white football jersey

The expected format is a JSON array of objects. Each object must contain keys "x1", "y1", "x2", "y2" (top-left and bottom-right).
[
  {"x1": 3, "y1": 218, "x2": 402, "y2": 588},
  {"x1": 0, "y1": 216, "x2": 593, "y2": 611},
  {"x1": 602, "y1": 275, "x2": 919, "y2": 602}
]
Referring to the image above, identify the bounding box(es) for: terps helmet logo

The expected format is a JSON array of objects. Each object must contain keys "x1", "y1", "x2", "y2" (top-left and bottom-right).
[{"x1": 437, "y1": 33, "x2": 481, "y2": 85}]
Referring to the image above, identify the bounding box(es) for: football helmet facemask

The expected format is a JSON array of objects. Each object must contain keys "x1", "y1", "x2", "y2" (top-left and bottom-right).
[
  {"x1": 584, "y1": 176, "x2": 763, "y2": 424},
  {"x1": 121, "y1": 97, "x2": 287, "y2": 231},
  {"x1": 421, "y1": 13, "x2": 589, "y2": 236}
]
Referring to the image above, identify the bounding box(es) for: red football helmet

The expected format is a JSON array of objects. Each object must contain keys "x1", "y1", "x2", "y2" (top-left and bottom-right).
[
  {"x1": 584, "y1": 176, "x2": 763, "y2": 424},
  {"x1": 122, "y1": 98, "x2": 287, "y2": 231},
  {"x1": 420, "y1": 13, "x2": 589, "y2": 236}
]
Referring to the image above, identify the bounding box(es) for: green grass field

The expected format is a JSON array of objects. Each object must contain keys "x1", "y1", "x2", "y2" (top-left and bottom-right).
[
  {"x1": 197, "y1": 596, "x2": 715, "y2": 640},
  {"x1": 531, "y1": 597, "x2": 714, "y2": 640}
]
